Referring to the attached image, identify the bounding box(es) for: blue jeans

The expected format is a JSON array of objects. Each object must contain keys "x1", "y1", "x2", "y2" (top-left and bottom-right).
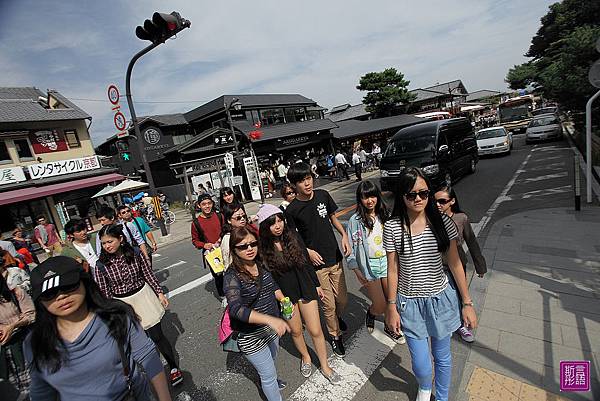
[
  {"x1": 406, "y1": 335, "x2": 452, "y2": 401},
  {"x1": 244, "y1": 339, "x2": 282, "y2": 401}
]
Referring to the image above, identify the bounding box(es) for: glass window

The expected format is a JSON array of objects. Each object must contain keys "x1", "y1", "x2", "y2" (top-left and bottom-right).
[
  {"x1": 259, "y1": 108, "x2": 285, "y2": 126},
  {"x1": 65, "y1": 130, "x2": 81, "y2": 148},
  {"x1": 284, "y1": 108, "x2": 297, "y2": 123},
  {"x1": 0, "y1": 141, "x2": 11, "y2": 163},
  {"x1": 306, "y1": 110, "x2": 322, "y2": 121},
  {"x1": 14, "y1": 139, "x2": 34, "y2": 160}
]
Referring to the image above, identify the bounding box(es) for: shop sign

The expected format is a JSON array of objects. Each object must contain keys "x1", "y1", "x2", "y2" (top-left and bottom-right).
[
  {"x1": 213, "y1": 132, "x2": 235, "y2": 148},
  {"x1": 243, "y1": 156, "x2": 261, "y2": 201},
  {"x1": 0, "y1": 166, "x2": 26, "y2": 185},
  {"x1": 29, "y1": 130, "x2": 68, "y2": 153},
  {"x1": 281, "y1": 135, "x2": 309, "y2": 147},
  {"x1": 28, "y1": 155, "x2": 100, "y2": 180}
]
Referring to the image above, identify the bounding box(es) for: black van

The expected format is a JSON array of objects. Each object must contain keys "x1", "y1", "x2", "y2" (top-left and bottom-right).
[{"x1": 379, "y1": 118, "x2": 478, "y2": 191}]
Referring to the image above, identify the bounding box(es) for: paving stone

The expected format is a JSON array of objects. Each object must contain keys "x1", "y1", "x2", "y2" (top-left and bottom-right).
[
  {"x1": 557, "y1": 293, "x2": 600, "y2": 314},
  {"x1": 486, "y1": 281, "x2": 560, "y2": 303},
  {"x1": 489, "y1": 270, "x2": 523, "y2": 286},
  {"x1": 520, "y1": 302, "x2": 600, "y2": 332},
  {"x1": 479, "y1": 309, "x2": 563, "y2": 344},
  {"x1": 483, "y1": 294, "x2": 521, "y2": 315},
  {"x1": 521, "y1": 245, "x2": 578, "y2": 259},
  {"x1": 472, "y1": 326, "x2": 501, "y2": 351},
  {"x1": 467, "y1": 346, "x2": 544, "y2": 386},
  {"x1": 559, "y1": 325, "x2": 600, "y2": 353}
]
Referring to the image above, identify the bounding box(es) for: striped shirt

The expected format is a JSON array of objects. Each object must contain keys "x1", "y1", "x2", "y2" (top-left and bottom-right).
[
  {"x1": 383, "y1": 214, "x2": 458, "y2": 298},
  {"x1": 96, "y1": 253, "x2": 162, "y2": 298}
]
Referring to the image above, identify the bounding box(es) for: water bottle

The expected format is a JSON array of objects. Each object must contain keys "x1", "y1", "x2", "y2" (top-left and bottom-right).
[{"x1": 281, "y1": 297, "x2": 293, "y2": 320}]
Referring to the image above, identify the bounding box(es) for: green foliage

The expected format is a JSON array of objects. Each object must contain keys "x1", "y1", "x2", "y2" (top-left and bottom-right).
[
  {"x1": 505, "y1": 0, "x2": 600, "y2": 111},
  {"x1": 356, "y1": 68, "x2": 416, "y2": 116}
]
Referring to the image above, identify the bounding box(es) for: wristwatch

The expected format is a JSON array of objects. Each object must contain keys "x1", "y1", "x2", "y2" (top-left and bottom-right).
[
  {"x1": 462, "y1": 301, "x2": 474, "y2": 308},
  {"x1": 387, "y1": 299, "x2": 397, "y2": 305}
]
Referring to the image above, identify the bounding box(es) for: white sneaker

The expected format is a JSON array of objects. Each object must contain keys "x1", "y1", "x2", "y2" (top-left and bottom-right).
[
  {"x1": 221, "y1": 297, "x2": 228, "y2": 308},
  {"x1": 416, "y1": 388, "x2": 432, "y2": 401}
]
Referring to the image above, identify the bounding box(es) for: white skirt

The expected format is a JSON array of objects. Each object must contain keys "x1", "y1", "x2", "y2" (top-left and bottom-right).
[{"x1": 116, "y1": 283, "x2": 165, "y2": 330}]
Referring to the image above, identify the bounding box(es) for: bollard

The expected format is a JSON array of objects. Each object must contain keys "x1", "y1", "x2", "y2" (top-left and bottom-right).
[{"x1": 574, "y1": 155, "x2": 581, "y2": 211}]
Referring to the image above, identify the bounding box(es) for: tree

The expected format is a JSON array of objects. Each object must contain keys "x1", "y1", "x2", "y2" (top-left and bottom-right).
[
  {"x1": 505, "y1": 0, "x2": 600, "y2": 111},
  {"x1": 357, "y1": 68, "x2": 416, "y2": 116}
]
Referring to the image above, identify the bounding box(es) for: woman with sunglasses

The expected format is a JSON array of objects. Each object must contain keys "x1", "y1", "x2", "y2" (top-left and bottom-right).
[
  {"x1": 434, "y1": 185, "x2": 486, "y2": 343},
  {"x1": 24, "y1": 256, "x2": 171, "y2": 401},
  {"x1": 256, "y1": 204, "x2": 341, "y2": 384},
  {"x1": 384, "y1": 167, "x2": 477, "y2": 401},
  {"x1": 279, "y1": 183, "x2": 296, "y2": 211},
  {"x1": 223, "y1": 227, "x2": 290, "y2": 401},
  {"x1": 346, "y1": 181, "x2": 405, "y2": 343},
  {"x1": 97, "y1": 224, "x2": 183, "y2": 387},
  {"x1": 220, "y1": 203, "x2": 259, "y2": 271}
]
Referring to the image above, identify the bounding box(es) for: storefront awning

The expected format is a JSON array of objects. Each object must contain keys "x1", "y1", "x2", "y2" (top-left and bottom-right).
[{"x1": 0, "y1": 173, "x2": 124, "y2": 206}]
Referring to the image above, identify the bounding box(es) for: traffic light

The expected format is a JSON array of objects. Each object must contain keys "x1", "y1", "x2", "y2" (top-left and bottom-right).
[
  {"x1": 135, "y1": 12, "x2": 191, "y2": 44},
  {"x1": 116, "y1": 140, "x2": 131, "y2": 162}
]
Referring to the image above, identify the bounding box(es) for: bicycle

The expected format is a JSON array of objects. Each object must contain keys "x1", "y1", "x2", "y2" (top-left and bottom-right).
[{"x1": 145, "y1": 204, "x2": 176, "y2": 227}]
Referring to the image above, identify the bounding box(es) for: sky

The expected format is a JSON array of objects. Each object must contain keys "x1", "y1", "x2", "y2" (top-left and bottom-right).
[{"x1": 0, "y1": 0, "x2": 555, "y2": 146}]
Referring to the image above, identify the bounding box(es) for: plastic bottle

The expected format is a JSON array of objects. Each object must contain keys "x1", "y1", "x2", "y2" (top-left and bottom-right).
[{"x1": 281, "y1": 297, "x2": 293, "y2": 320}]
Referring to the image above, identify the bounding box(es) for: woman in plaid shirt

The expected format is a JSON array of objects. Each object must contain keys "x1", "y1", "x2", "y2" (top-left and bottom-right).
[{"x1": 97, "y1": 224, "x2": 183, "y2": 387}]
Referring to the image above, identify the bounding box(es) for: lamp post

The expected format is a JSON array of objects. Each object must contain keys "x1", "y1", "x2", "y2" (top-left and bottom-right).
[{"x1": 225, "y1": 97, "x2": 244, "y2": 197}]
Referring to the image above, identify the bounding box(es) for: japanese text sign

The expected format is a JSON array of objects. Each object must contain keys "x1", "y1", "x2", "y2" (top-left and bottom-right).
[
  {"x1": 0, "y1": 167, "x2": 26, "y2": 185},
  {"x1": 28, "y1": 155, "x2": 100, "y2": 180}
]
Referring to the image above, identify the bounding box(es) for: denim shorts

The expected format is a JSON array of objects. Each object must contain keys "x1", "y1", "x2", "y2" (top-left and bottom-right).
[
  {"x1": 396, "y1": 281, "x2": 461, "y2": 340},
  {"x1": 368, "y1": 257, "x2": 388, "y2": 280}
]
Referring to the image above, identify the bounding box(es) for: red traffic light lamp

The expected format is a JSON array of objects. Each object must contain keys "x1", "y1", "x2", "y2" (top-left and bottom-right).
[{"x1": 136, "y1": 12, "x2": 191, "y2": 44}]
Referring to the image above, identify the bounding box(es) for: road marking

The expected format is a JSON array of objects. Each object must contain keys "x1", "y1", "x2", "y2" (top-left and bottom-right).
[
  {"x1": 517, "y1": 172, "x2": 568, "y2": 183},
  {"x1": 289, "y1": 321, "x2": 397, "y2": 401},
  {"x1": 528, "y1": 162, "x2": 565, "y2": 171},
  {"x1": 153, "y1": 253, "x2": 162, "y2": 257},
  {"x1": 165, "y1": 272, "x2": 213, "y2": 299},
  {"x1": 156, "y1": 260, "x2": 186, "y2": 274},
  {"x1": 507, "y1": 185, "x2": 572, "y2": 200},
  {"x1": 335, "y1": 204, "x2": 356, "y2": 218}
]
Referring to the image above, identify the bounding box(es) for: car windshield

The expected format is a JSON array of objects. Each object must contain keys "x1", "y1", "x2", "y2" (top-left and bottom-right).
[
  {"x1": 529, "y1": 116, "x2": 558, "y2": 127},
  {"x1": 477, "y1": 129, "x2": 505, "y2": 140},
  {"x1": 532, "y1": 108, "x2": 556, "y2": 116},
  {"x1": 385, "y1": 135, "x2": 436, "y2": 157}
]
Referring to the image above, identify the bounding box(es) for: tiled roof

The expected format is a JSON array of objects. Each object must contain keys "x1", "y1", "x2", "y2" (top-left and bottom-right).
[
  {"x1": 331, "y1": 114, "x2": 425, "y2": 139},
  {"x1": 139, "y1": 113, "x2": 187, "y2": 126},
  {"x1": 233, "y1": 118, "x2": 337, "y2": 142},
  {"x1": 408, "y1": 80, "x2": 468, "y2": 103},
  {"x1": 325, "y1": 104, "x2": 371, "y2": 122},
  {"x1": 423, "y1": 79, "x2": 467, "y2": 94},
  {"x1": 466, "y1": 90, "x2": 502, "y2": 102},
  {"x1": 0, "y1": 87, "x2": 91, "y2": 123},
  {"x1": 184, "y1": 94, "x2": 317, "y2": 123}
]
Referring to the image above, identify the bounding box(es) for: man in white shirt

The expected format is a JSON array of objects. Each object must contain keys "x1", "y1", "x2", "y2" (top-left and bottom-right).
[
  {"x1": 372, "y1": 143, "x2": 381, "y2": 167},
  {"x1": 62, "y1": 219, "x2": 100, "y2": 277},
  {"x1": 277, "y1": 161, "x2": 289, "y2": 188},
  {"x1": 335, "y1": 150, "x2": 350, "y2": 181},
  {"x1": 352, "y1": 150, "x2": 362, "y2": 181}
]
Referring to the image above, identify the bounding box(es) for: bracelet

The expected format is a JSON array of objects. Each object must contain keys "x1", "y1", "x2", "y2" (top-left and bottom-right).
[
  {"x1": 462, "y1": 301, "x2": 474, "y2": 307},
  {"x1": 387, "y1": 299, "x2": 397, "y2": 305}
]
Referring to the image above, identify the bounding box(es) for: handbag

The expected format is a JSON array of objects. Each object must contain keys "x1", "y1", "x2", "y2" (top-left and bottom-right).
[
  {"x1": 218, "y1": 271, "x2": 262, "y2": 353},
  {"x1": 117, "y1": 339, "x2": 137, "y2": 401}
]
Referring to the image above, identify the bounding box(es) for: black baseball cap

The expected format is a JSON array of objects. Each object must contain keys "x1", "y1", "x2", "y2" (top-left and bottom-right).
[
  {"x1": 31, "y1": 256, "x2": 88, "y2": 301},
  {"x1": 197, "y1": 193, "x2": 213, "y2": 203}
]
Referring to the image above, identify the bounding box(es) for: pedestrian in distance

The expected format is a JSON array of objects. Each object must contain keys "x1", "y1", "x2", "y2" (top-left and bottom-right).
[
  {"x1": 95, "y1": 206, "x2": 150, "y2": 263},
  {"x1": 279, "y1": 183, "x2": 296, "y2": 211},
  {"x1": 352, "y1": 148, "x2": 362, "y2": 181},
  {"x1": 11, "y1": 227, "x2": 40, "y2": 265},
  {"x1": 0, "y1": 268, "x2": 35, "y2": 399},
  {"x1": 25, "y1": 256, "x2": 172, "y2": 401},
  {"x1": 118, "y1": 205, "x2": 159, "y2": 255},
  {"x1": 384, "y1": 167, "x2": 478, "y2": 401},
  {"x1": 223, "y1": 227, "x2": 291, "y2": 401},
  {"x1": 434, "y1": 185, "x2": 486, "y2": 343},
  {"x1": 257, "y1": 204, "x2": 342, "y2": 384},
  {"x1": 285, "y1": 162, "x2": 350, "y2": 358},
  {"x1": 61, "y1": 218, "x2": 100, "y2": 277},
  {"x1": 33, "y1": 216, "x2": 64, "y2": 256},
  {"x1": 346, "y1": 181, "x2": 406, "y2": 344},
  {"x1": 334, "y1": 150, "x2": 350, "y2": 181},
  {"x1": 220, "y1": 202, "x2": 258, "y2": 271},
  {"x1": 97, "y1": 224, "x2": 183, "y2": 387}
]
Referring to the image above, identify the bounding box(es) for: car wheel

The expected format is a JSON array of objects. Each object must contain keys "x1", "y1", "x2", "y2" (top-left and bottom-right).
[{"x1": 469, "y1": 158, "x2": 476, "y2": 174}]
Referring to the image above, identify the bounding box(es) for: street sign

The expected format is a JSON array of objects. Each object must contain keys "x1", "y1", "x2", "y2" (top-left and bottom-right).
[
  {"x1": 107, "y1": 84, "x2": 129, "y2": 138},
  {"x1": 224, "y1": 152, "x2": 234, "y2": 169},
  {"x1": 213, "y1": 132, "x2": 234, "y2": 148}
]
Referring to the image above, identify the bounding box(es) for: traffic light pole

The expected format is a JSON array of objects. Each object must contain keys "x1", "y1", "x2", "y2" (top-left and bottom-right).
[{"x1": 125, "y1": 42, "x2": 169, "y2": 236}]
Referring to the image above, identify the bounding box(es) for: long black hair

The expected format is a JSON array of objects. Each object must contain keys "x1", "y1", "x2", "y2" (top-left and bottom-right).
[
  {"x1": 391, "y1": 167, "x2": 450, "y2": 254},
  {"x1": 98, "y1": 224, "x2": 136, "y2": 264},
  {"x1": 258, "y1": 213, "x2": 308, "y2": 276},
  {"x1": 219, "y1": 186, "x2": 239, "y2": 211},
  {"x1": 220, "y1": 201, "x2": 246, "y2": 236},
  {"x1": 356, "y1": 180, "x2": 389, "y2": 230},
  {"x1": 0, "y1": 271, "x2": 19, "y2": 310},
  {"x1": 30, "y1": 275, "x2": 138, "y2": 373},
  {"x1": 436, "y1": 185, "x2": 463, "y2": 214}
]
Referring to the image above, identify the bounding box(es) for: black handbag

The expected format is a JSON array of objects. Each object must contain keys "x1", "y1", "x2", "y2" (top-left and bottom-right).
[{"x1": 117, "y1": 339, "x2": 137, "y2": 401}]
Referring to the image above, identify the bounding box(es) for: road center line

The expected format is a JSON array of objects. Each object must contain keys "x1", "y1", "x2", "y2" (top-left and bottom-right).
[{"x1": 156, "y1": 260, "x2": 186, "y2": 274}]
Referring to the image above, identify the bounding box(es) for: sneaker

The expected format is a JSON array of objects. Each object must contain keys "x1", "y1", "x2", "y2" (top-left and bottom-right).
[
  {"x1": 220, "y1": 297, "x2": 228, "y2": 308},
  {"x1": 337, "y1": 316, "x2": 348, "y2": 332},
  {"x1": 277, "y1": 379, "x2": 287, "y2": 390},
  {"x1": 300, "y1": 361, "x2": 312, "y2": 378},
  {"x1": 365, "y1": 309, "x2": 375, "y2": 333},
  {"x1": 321, "y1": 369, "x2": 342, "y2": 385},
  {"x1": 384, "y1": 326, "x2": 406, "y2": 345},
  {"x1": 457, "y1": 326, "x2": 474, "y2": 343},
  {"x1": 329, "y1": 337, "x2": 346, "y2": 358},
  {"x1": 416, "y1": 388, "x2": 432, "y2": 401},
  {"x1": 170, "y1": 368, "x2": 183, "y2": 386}
]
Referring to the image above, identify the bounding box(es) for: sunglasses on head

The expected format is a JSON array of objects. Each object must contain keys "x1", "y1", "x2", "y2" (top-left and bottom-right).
[
  {"x1": 39, "y1": 282, "x2": 80, "y2": 302},
  {"x1": 436, "y1": 198, "x2": 451, "y2": 205},
  {"x1": 233, "y1": 241, "x2": 259, "y2": 251},
  {"x1": 404, "y1": 190, "x2": 430, "y2": 201},
  {"x1": 232, "y1": 215, "x2": 247, "y2": 221}
]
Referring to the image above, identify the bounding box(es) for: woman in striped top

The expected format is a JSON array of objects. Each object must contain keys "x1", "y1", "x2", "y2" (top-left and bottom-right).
[
  {"x1": 98, "y1": 224, "x2": 183, "y2": 387},
  {"x1": 384, "y1": 167, "x2": 477, "y2": 401},
  {"x1": 223, "y1": 227, "x2": 290, "y2": 401}
]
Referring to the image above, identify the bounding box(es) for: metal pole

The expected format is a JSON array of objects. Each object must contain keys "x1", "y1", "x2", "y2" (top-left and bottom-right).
[
  {"x1": 182, "y1": 166, "x2": 193, "y2": 216},
  {"x1": 249, "y1": 142, "x2": 265, "y2": 203},
  {"x1": 585, "y1": 89, "x2": 600, "y2": 203},
  {"x1": 125, "y1": 42, "x2": 168, "y2": 236},
  {"x1": 225, "y1": 99, "x2": 244, "y2": 197},
  {"x1": 574, "y1": 155, "x2": 581, "y2": 211}
]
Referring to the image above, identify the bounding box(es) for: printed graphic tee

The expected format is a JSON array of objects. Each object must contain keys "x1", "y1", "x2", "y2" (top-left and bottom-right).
[
  {"x1": 285, "y1": 189, "x2": 342, "y2": 268},
  {"x1": 367, "y1": 217, "x2": 385, "y2": 259}
]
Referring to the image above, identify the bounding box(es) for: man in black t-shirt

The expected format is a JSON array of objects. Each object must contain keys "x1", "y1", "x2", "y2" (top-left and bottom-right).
[{"x1": 286, "y1": 162, "x2": 351, "y2": 358}]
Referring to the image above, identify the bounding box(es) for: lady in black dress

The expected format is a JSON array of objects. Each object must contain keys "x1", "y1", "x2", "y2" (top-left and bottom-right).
[{"x1": 256, "y1": 204, "x2": 341, "y2": 383}]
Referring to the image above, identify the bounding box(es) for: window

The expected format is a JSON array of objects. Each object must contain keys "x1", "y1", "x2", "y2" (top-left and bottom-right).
[
  {"x1": 306, "y1": 109, "x2": 322, "y2": 121},
  {"x1": 284, "y1": 107, "x2": 307, "y2": 123},
  {"x1": 64, "y1": 130, "x2": 81, "y2": 148},
  {"x1": 14, "y1": 139, "x2": 34, "y2": 160},
  {"x1": 0, "y1": 141, "x2": 11, "y2": 163},
  {"x1": 259, "y1": 108, "x2": 285, "y2": 126}
]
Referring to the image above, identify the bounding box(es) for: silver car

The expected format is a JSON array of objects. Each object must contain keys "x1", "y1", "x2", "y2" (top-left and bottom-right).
[
  {"x1": 476, "y1": 127, "x2": 512, "y2": 156},
  {"x1": 525, "y1": 114, "x2": 562, "y2": 144}
]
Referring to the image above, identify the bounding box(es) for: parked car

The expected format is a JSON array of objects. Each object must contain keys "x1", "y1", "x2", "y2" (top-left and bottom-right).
[
  {"x1": 531, "y1": 106, "x2": 558, "y2": 117},
  {"x1": 476, "y1": 126, "x2": 512, "y2": 156},
  {"x1": 380, "y1": 118, "x2": 478, "y2": 191},
  {"x1": 525, "y1": 113, "x2": 563, "y2": 144}
]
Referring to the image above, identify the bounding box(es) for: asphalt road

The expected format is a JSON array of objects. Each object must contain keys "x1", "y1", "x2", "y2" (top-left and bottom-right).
[{"x1": 148, "y1": 133, "x2": 585, "y2": 401}]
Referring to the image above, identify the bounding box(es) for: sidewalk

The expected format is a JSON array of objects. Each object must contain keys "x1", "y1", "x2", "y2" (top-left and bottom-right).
[{"x1": 457, "y1": 206, "x2": 600, "y2": 401}]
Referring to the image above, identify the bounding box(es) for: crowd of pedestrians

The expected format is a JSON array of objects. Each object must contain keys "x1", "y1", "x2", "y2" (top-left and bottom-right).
[{"x1": 0, "y1": 158, "x2": 485, "y2": 401}]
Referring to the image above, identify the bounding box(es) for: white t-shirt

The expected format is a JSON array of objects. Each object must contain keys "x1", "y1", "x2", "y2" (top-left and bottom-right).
[
  {"x1": 367, "y1": 217, "x2": 385, "y2": 259},
  {"x1": 74, "y1": 241, "x2": 99, "y2": 274},
  {"x1": 352, "y1": 153, "x2": 361, "y2": 165},
  {"x1": 335, "y1": 153, "x2": 347, "y2": 165}
]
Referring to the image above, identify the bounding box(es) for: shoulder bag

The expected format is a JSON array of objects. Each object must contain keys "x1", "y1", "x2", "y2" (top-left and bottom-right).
[{"x1": 117, "y1": 338, "x2": 136, "y2": 401}]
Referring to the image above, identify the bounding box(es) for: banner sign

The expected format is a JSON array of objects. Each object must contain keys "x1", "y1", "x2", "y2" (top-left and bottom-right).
[
  {"x1": 0, "y1": 167, "x2": 27, "y2": 185},
  {"x1": 29, "y1": 130, "x2": 68, "y2": 153},
  {"x1": 28, "y1": 155, "x2": 100, "y2": 180},
  {"x1": 243, "y1": 156, "x2": 261, "y2": 201}
]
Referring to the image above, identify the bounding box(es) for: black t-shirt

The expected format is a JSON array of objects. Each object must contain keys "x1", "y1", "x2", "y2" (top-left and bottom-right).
[{"x1": 285, "y1": 189, "x2": 342, "y2": 268}]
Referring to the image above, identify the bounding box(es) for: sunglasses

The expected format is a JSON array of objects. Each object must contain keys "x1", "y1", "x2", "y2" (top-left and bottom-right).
[
  {"x1": 436, "y1": 198, "x2": 451, "y2": 205},
  {"x1": 39, "y1": 282, "x2": 81, "y2": 302},
  {"x1": 405, "y1": 190, "x2": 430, "y2": 201},
  {"x1": 233, "y1": 241, "x2": 259, "y2": 251},
  {"x1": 285, "y1": 191, "x2": 295, "y2": 196},
  {"x1": 232, "y1": 215, "x2": 247, "y2": 221}
]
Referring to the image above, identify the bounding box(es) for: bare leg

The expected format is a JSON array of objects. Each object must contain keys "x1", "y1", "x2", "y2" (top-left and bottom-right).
[
  {"x1": 288, "y1": 301, "x2": 311, "y2": 364},
  {"x1": 298, "y1": 300, "x2": 333, "y2": 376},
  {"x1": 364, "y1": 278, "x2": 387, "y2": 317}
]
